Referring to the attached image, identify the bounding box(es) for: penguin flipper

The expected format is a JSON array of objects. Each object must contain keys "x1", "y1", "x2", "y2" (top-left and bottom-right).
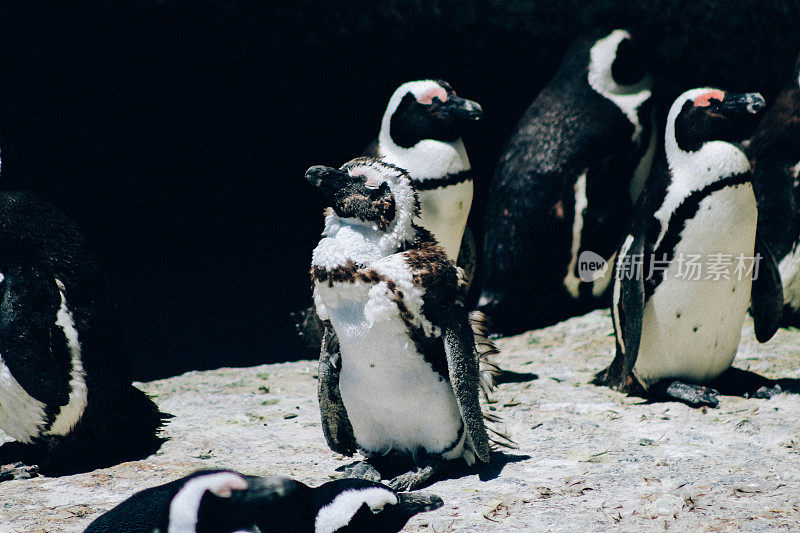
[
  {"x1": 442, "y1": 302, "x2": 491, "y2": 463},
  {"x1": 595, "y1": 228, "x2": 647, "y2": 390},
  {"x1": 318, "y1": 324, "x2": 357, "y2": 456},
  {"x1": 751, "y1": 234, "x2": 783, "y2": 343}
]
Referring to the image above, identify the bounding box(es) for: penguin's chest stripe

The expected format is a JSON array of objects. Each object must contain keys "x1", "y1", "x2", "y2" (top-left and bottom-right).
[
  {"x1": 46, "y1": 280, "x2": 88, "y2": 436},
  {"x1": 648, "y1": 173, "x2": 752, "y2": 296},
  {"x1": 410, "y1": 170, "x2": 471, "y2": 191}
]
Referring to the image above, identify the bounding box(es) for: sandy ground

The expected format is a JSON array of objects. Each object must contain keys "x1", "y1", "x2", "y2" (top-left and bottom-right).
[{"x1": 2, "y1": 310, "x2": 800, "y2": 531}]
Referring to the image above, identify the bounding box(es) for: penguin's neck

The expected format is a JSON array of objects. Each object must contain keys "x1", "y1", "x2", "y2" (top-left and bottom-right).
[
  {"x1": 586, "y1": 32, "x2": 652, "y2": 144},
  {"x1": 665, "y1": 128, "x2": 751, "y2": 191},
  {"x1": 378, "y1": 129, "x2": 471, "y2": 180},
  {"x1": 653, "y1": 132, "x2": 752, "y2": 248},
  {"x1": 312, "y1": 211, "x2": 415, "y2": 269}
]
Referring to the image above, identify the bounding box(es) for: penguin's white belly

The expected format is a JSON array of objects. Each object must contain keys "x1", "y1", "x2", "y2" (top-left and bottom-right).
[
  {"x1": 779, "y1": 245, "x2": 800, "y2": 312},
  {"x1": 325, "y1": 286, "x2": 464, "y2": 458},
  {"x1": 0, "y1": 357, "x2": 48, "y2": 443},
  {"x1": 634, "y1": 185, "x2": 757, "y2": 387},
  {"x1": 416, "y1": 181, "x2": 473, "y2": 260}
]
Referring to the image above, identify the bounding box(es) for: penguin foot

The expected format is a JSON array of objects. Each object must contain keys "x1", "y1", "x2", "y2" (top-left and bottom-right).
[
  {"x1": 651, "y1": 380, "x2": 720, "y2": 408},
  {"x1": 0, "y1": 462, "x2": 39, "y2": 482},
  {"x1": 751, "y1": 384, "x2": 783, "y2": 399},
  {"x1": 340, "y1": 460, "x2": 381, "y2": 483},
  {"x1": 387, "y1": 465, "x2": 437, "y2": 492}
]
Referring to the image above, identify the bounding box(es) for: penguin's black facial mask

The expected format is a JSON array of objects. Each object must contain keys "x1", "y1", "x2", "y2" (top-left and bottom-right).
[
  {"x1": 306, "y1": 165, "x2": 396, "y2": 229},
  {"x1": 610, "y1": 36, "x2": 649, "y2": 86},
  {"x1": 675, "y1": 91, "x2": 767, "y2": 152},
  {"x1": 390, "y1": 83, "x2": 483, "y2": 148}
]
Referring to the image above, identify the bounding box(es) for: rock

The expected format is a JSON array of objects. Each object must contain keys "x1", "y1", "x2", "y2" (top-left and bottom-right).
[{"x1": 2, "y1": 311, "x2": 800, "y2": 531}]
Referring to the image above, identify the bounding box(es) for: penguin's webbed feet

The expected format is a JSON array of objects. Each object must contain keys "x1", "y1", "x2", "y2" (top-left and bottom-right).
[
  {"x1": 340, "y1": 460, "x2": 381, "y2": 483},
  {"x1": 387, "y1": 457, "x2": 450, "y2": 492},
  {"x1": 651, "y1": 380, "x2": 720, "y2": 408},
  {"x1": 0, "y1": 462, "x2": 39, "y2": 482},
  {"x1": 387, "y1": 465, "x2": 436, "y2": 492}
]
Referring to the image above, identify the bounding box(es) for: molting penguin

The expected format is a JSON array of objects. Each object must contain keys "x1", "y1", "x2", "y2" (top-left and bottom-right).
[
  {"x1": 592, "y1": 88, "x2": 782, "y2": 407},
  {"x1": 0, "y1": 187, "x2": 167, "y2": 479},
  {"x1": 84, "y1": 469, "x2": 442, "y2": 532},
  {"x1": 478, "y1": 29, "x2": 656, "y2": 334},
  {"x1": 747, "y1": 53, "x2": 800, "y2": 326},
  {"x1": 307, "y1": 158, "x2": 492, "y2": 490}
]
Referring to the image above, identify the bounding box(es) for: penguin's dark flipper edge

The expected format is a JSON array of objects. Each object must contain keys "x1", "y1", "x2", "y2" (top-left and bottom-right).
[
  {"x1": 318, "y1": 324, "x2": 358, "y2": 456},
  {"x1": 751, "y1": 234, "x2": 784, "y2": 343}
]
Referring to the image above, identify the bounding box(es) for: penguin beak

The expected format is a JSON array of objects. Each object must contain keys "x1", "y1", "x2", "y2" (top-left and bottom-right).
[
  {"x1": 446, "y1": 95, "x2": 483, "y2": 121},
  {"x1": 717, "y1": 92, "x2": 766, "y2": 116},
  {"x1": 395, "y1": 491, "x2": 444, "y2": 513},
  {"x1": 305, "y1": 165, "x2": 349, "y2": 196}
]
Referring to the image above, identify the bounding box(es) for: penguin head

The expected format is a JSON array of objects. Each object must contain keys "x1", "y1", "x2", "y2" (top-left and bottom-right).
[
  {"x1": 381, "y1": 79, "x2": 482, "y2": 149},
  {"x1": 310, "y1": 478, "x2": 443, "y2": 533},
  {"x1": 306, "y1": 158, "x2": 417, "y2": 234},
  {"x1": 670, "y1": 88, "x2": 766, "y2": 152},
  {"x1": 588, "y1": 29, "x2": 651, "y2": 93}
]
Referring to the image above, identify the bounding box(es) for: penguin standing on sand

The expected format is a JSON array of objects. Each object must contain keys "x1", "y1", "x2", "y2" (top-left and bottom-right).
[
  {"x1": 307, "y1": 158, "x2": 491, "y2": 490},
  {"x1": 747, "y1": 54, "x2": 800, "y2": 325},
  {"x1": 369, "y1": 79, "x2": 482, "y2": 281},
  {"x1": 84, "y1": 469, "x2": 442, "y2": 532},
  {"x1": 593, "y1": 88, "x2": 783, "y2": 407},
  {"x1": 0, "y1": 181, "x2": 166, "y2": 479},
  {"x1": 478, "y1": 29, "x2": 656, "y2": 334}
]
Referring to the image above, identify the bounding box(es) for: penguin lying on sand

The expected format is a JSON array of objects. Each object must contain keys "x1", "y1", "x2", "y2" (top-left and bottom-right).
[
  {"x1": 747, "y1": 53, "x2": 800, "y2": 326},
  {"x1": 308, "y1": 158, "x2": 492, "y2": 490},
  {"x1": 0, "y1": 189, "x2": 167, "y2": 479},
  {"x1": 478, "y1": 29, "x2": 656, "y2": 334},
  {"x1": 84, "y1": 469, "x2": 442, "y2": 532},
  {"x1": 593, "y1": 88, "x2": 782, "y2": 407}
]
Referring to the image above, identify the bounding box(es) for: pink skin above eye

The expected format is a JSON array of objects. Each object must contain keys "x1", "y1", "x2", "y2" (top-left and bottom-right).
[
  {"x1": 351, "y1": 169, "x2": 385, "y2": 188},
  {"x1": 694, "y1": 90, "x2": 726, "y2": 107},
  {"x1": 417, "y1": 86, "x2": 448, "y2": 105}
]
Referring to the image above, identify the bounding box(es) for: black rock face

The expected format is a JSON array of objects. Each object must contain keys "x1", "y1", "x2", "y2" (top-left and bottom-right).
[{"x1": 0, "y1": 1, "x2": 798, "y2": 379}]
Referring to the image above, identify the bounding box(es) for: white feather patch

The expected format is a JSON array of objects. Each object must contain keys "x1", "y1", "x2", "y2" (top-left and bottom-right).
[
  {"x1": 587, "y1": 29, "x2": 653, "y2": 144},
  {"x1": 315, "y1": 487, "x2": 398, "y2": 533},
  {"x1": 563, "y1": 172, "x2": 588, "y2": 298},
  {"x1": 0, "y1": 358, "x2": 48, "y2": 443},
  {"x1": 168, "y1": 472, "x2": 249, "y2": 533},
  {"x1": 46, "y1": 279, "x2": 88, "y2": 436}
]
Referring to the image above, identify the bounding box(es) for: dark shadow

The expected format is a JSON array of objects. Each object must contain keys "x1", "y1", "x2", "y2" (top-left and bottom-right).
[
  {"x1": 495, "y1": 370, "x2": 539, "y2": 385},
  {"x1": 708, "y1": 367, "x2": 800, "y2": 397},
  {"x1": 335, "y1": 451, "x2": 531, "y2": 487},
  {"x1": 477, "y1": 452, "x2": 531, "y2": 482}
]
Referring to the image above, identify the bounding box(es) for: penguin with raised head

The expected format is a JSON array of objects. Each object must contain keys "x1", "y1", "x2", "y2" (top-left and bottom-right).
[
  {"x1": 0, "y1": 164, "x2": 166, "y2": 479},
  {"x1": 747, "y1": 53, "x2": 800, "y2": 325},
  {"x1": 84, "y1": 469, "x2": 443, "y2": 532},
  {"x1": 592, "y1": 88, "x2": 783, "y2": 407},
  {"x1": 295, "y1": 79, "x2": 484, "y2": 352},
  {"x1": 307, "y1": 157, "x2": 491, "y2": 490},
  {"x1": 478, "y1": 29, "x2": 656, "y2": 334}
]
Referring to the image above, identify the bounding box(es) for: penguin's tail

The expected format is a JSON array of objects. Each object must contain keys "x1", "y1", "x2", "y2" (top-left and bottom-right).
[{"x1": 470, "y1": 310, "x2": 501, "y2": 398}]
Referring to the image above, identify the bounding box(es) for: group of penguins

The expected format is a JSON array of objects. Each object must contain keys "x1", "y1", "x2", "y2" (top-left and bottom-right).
[{"x1": 0, "y1": 26, "x2": 800, "y2": 532}]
